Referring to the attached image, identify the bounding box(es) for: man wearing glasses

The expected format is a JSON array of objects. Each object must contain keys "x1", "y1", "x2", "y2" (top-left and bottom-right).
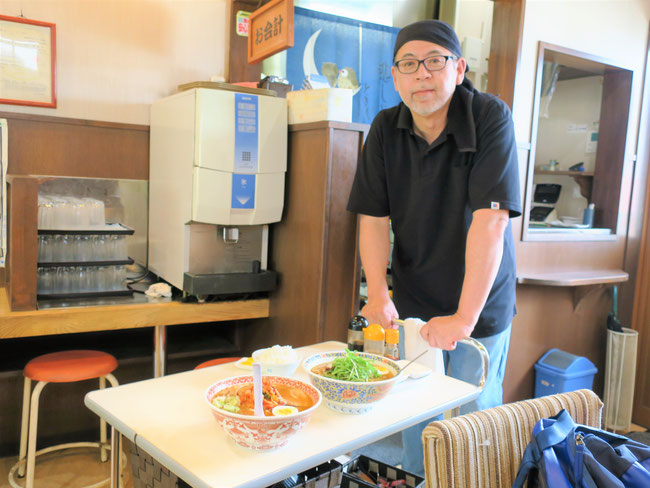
[{"x1": 347, "y1": 20, "x2": 521, "y2": 475}]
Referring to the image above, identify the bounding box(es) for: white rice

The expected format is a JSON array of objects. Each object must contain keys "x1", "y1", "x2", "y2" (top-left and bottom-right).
[{"x1": 253, "y1": 345, "x2": 298, "y2": 364}]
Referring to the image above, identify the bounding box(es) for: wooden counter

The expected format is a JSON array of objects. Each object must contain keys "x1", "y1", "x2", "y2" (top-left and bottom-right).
[{"x1": 0, "y1": 288, "x2": 269, "y2": 339}]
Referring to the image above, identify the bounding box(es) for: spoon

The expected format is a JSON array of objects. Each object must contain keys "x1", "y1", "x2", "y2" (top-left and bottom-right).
[
  {"x1": 252, "y1": 362, "x2": 264, "y2": 417},
  {"x1": 398, "y1": 349, "x2": 429, "y2": 375}
]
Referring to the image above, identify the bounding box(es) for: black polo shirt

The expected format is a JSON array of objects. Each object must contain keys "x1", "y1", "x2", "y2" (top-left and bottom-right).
[{"x1": 347, "y1": 79, "x2": 521, "y2": 338}]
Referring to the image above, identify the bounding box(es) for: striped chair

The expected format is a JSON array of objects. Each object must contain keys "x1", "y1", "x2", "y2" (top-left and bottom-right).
[{"x1": 422, "y1": 389, "x2": 603, "y2": 487}]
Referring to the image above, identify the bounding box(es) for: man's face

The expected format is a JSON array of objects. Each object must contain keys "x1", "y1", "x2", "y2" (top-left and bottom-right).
[{"x1": 391, "y1": 40, "x2": 466, "y2": 118}]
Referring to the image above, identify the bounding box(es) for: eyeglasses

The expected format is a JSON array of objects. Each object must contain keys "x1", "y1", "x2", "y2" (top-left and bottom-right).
[{"x1": 394, "y1": 55, "x2": 457, "y2": 74}]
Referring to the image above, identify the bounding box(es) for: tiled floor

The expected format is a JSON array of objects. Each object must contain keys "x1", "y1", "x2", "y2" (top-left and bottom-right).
[
  {"x1": 0, "y1": 445, "x2": 133, "y2": 488},
  {"x1": 1, "y1": 424, "x2": 647, "y2": 487}
]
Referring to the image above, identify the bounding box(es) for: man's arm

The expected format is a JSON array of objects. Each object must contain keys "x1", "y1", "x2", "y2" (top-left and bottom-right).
[
  {"x1": 359, "y1": 214, "x2": 399, "y2": 328},
  {"x1": 421, "y1": 208, "x2": 510, "y2": 349}
]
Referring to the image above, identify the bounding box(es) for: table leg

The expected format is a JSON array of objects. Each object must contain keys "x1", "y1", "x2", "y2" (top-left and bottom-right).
[
  {"x1": 154, "y1": 325, "x2": 167, "y2": 377},
  {"x1": 110, "y1": 427, "x2": 121, "y2": 488}
]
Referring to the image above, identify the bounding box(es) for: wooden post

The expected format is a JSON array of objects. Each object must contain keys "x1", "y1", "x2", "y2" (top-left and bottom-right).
[
  {"x1": 8, "y1": 176, "x2": 38, "y2": 311},
  {"x1": 229, "y1": 0, "x2": 263, "y2": 83}
]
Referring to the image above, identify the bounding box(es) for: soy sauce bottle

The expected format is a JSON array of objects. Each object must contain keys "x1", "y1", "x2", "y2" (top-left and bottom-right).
[{"x1": 347, "y1": 315, "x2": 368, "y2": 352}]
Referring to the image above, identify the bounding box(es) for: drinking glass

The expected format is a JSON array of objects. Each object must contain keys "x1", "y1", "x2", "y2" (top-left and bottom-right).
[
  {"x1": 37, "y1": 268, "x2": 48, "y2": 294},
  {"x1": 50, "y1": 235, "x2": 62, "y2": 263},
  {"x1": 86, "y1": 198, "x2": 106, "y2": 227},
  {"x1": 54, "y1": 267, "x2": 65, "y2": 293},
  {"x1": 38, "y1": 196, "x2": 54, "y2": 229},
  {"x1": 51, "y1": 198, "x2": 67, "y2": 229},
  {"x1": 96, "y1": 266, "x2": 108, "y2": 292},
  {"x1": 116, "y1": 265, "x2": 126, "y2": 289},
  {"x1": 60, "y1": 235, "x2": 73, "y2": 262},
  {"x1": 112, "y1": 236, "x2": 128, "y2": 260},
  {"x1": 93, "y1": 235, "x2": 107, "y2": 260},
  {"x1": 40, "y1": 235, "x2": 53, "y2": 263},
  {"x1": 37, "y1": 236, "x2": 45, "y2": 262}
]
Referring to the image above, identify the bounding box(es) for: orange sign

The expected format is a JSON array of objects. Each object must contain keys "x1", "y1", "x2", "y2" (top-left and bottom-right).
[{"x1": 247, "y1": 0, "x2": 294, "y2": 65}]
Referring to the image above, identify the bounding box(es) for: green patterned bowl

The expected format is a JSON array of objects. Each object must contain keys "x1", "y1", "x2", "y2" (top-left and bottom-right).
[{"x1": 302, "y1": 351, "x2": 402, "y2": 414}]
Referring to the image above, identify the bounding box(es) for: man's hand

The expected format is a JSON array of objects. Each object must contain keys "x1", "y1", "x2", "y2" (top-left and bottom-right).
[
  {"x1": 419, "y1": 313, "x2": 474, "y2": 350},
  {"x1": 361, "y1": 297, "x2": 399, "y2": 329}
]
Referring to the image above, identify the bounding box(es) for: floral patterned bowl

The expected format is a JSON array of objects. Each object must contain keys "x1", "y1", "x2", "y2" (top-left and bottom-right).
[
  {"x1": 302, "y1": 351, "x2": 402, "y2": 414},
  {"x1": 205, "y1": 375, "x2": 322, "y2": 450}
]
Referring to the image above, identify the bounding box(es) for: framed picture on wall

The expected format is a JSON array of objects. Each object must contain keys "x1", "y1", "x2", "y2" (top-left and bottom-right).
[{"x1": 0, "y1": 15, "x2": 56, "y2": 108}]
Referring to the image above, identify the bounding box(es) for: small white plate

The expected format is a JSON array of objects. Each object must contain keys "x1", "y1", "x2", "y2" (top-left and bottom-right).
[
  {"x1": 396, "y1": 360, "x2": 432, "y2": 380},
  {"x1": 235, "y1": 357, "x2": 253, "y2": 370}
]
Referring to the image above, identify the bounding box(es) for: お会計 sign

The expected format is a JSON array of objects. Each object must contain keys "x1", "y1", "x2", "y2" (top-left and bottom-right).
[{"x1": 247, "y1": 0, "x2": 293, "y2": 65}]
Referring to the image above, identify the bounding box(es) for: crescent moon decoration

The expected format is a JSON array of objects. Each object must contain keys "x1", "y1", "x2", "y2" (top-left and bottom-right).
[
  {"x1": 303, "y1": 29, "x2": 321, "y2": 78},
  {"x1": 301, "y1": 28, "x2": 361, "y2": 97}
]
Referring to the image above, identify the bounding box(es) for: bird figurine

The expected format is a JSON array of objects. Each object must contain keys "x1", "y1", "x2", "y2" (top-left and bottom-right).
[
  {"x1": 335, "y1": 67, "x2": 359, "y2": 90},
  {"x1": 321, "y1": 62, "x2": 339, "y2": 88}
]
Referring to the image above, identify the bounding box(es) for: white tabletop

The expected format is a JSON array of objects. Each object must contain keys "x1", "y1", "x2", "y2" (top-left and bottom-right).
[{"x1": 85, "y1": 341, "x2": 479, "y2": 488}]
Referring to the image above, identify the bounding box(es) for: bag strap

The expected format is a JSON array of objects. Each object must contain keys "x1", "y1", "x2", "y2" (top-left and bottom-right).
[
  {"x1": 512, "y1": 440, "x2": 540, "y2": 488},
  {"x1": 535, "y1": 409, "x2": 577, "y2": 451}
]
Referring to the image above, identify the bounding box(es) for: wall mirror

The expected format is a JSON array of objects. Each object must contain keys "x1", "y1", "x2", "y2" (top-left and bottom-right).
[{"x1": 522, "y1": 42, "x2": 633, "y2": 241}]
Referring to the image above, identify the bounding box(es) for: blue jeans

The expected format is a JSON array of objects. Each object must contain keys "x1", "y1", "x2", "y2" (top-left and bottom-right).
[{"x1": 401, "y1": 324, "x2": 512, "y2": 476}]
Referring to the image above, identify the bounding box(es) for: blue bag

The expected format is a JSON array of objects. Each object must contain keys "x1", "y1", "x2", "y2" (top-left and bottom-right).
[{"x1": 513, "y1": 409, "x2": 650, "y2": 487}]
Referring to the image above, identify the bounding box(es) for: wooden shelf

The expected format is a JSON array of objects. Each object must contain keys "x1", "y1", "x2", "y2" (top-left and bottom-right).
[
  {"x1": 517, "y1": 269, "x2": 628, "y2": 286},
  {"x1": 0, "y1": 288, "x2": 269, "y2": 339},
  {"x1": 535, "y1": 170, "x2": 594, "y2": 176},
  {"x1": 517, "y1": 270, "x2": 628, "y2": 310},
  {"x1": 534, "y1": 170, "x2": 595, "y2": 200}
]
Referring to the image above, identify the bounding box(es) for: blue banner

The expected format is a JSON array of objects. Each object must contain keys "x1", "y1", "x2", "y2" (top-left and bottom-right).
[
  {"x1": 286, "y1": 7, "x2": 401, "y2": 125},
  {"x1": 231, "y1": 174, "x2": 256, "y2": 209},
  {"x1": 234, "y1": 93, "x2": 258, "y2": 173}
]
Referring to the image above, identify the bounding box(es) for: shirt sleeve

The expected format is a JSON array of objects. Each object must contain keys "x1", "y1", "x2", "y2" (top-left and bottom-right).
[
  {"x1": 468, "y1": 98, "x2": 522, "y2": 218},
  {"x1": 346, "y1": 116, "x2": 391, "y2": 217}
]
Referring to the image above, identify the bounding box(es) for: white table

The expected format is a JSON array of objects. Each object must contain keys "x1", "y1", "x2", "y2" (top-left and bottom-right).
[{"x1": 85, "y1": 341, "x2": 480, "y2": 488}]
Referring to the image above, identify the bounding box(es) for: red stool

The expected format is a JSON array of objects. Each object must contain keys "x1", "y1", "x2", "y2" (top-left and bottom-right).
[
  {"x1": 8, "y1": 350, "x2": 119, "y2": 488},
  {"x1": 194, "y1": 357, "x2": 242, "y2": 370}
]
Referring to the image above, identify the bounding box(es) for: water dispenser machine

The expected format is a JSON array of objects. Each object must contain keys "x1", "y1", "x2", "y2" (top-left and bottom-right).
[{"x1": 148, "y1": 84, "x2": 287, "y2": 298}]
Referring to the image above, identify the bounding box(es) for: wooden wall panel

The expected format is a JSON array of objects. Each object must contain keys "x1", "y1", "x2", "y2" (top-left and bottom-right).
[
  {"x1": 241, "y1": 121, "x2": 368, "y2": 353},
  {"x1": 322, "y1": 128, "x2": 365, "y2": 342},
  {"x1": 7, "y1": 177, "x2": 39, "y2": 311},
  {"x1": 631, "y1": 28, "x2": 650, "y2": 428},
  {"x1": 229, "y1": 0, "x2": 263, "y2": 83},
  {"x1": 1, "y1": 111, "x2": 149, "y2": 180},
  {"x1": 592, "y1": 70, "x2": 633, "y2": 231},
  {"x1": 487, "y1": 0, "x2": 526, "y2": 108},
  {"x1": 506, "y1": 284, "x2": 612, "y2": 402}
]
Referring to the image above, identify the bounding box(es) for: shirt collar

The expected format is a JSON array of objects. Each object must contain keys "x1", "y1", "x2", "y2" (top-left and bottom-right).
[
  {"x1": 395, "y1": 78, "x2": 477, "y2": 153},
  {"x1": 446, "y1": 78, "x2": 477, "y2": 152}
]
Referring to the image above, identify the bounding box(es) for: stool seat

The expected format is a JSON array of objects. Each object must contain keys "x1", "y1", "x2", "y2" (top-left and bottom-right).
[
  {"x1": 194, "y1": 357, "x2": 241, "y2": 370},
  {"x1": 24, "y1": 350, "x2": 118, "y2": 383},
  {"x1": 11, "y1": 349, "x2": 120, "y2": 488}
]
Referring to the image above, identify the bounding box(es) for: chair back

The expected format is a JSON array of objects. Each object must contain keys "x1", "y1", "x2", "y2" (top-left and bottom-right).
[{"x1": 423, "y1": 389, "x2": 603, "y2": 487}]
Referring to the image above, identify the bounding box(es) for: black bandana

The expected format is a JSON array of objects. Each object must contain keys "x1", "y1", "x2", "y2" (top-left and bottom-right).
[{"x1": 393, "y1": 20, "x2": 462, "y2": 59}]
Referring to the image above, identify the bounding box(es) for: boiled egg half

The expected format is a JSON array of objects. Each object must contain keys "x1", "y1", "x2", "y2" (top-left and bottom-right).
[
  {"x1": 375, "y1": 364, "x2": 392, "y2": 376},
  {"x1": 272, "y1": 405, "x2": 299, "y2": 416}
]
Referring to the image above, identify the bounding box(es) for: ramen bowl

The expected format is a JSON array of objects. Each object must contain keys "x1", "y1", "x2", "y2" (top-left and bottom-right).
[
  {"x1": 205, "y1": 375, "x2": 321, "y2": 450},
  {"x1": 302, "y1": 351, "x2": 402, "y2": 414}
]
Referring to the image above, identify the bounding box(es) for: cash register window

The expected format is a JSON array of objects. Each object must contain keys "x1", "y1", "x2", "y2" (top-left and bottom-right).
[{"x1": 521, "y1": 42, "x2": 633, "y2": 241}]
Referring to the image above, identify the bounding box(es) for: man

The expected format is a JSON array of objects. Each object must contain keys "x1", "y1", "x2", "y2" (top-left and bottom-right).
[{"x1": 347, "y1": 20, "x2": 521, "y2": 475}]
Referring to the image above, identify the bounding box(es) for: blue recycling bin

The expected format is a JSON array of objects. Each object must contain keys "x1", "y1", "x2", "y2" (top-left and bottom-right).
[{"x1": 534, "y1": 348, "x2": 597, "y2": 398}]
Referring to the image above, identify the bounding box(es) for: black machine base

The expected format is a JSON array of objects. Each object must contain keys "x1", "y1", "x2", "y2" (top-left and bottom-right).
[{"x1": 182, "y1": 270, "x2": 278, "y2": 297}]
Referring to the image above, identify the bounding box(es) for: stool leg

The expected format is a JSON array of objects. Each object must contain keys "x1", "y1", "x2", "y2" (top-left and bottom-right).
[
  {"x1": 99, "y1": 374, "x2": 120, "y2": 464},
  {"x1": 110, "y1": 426, "x2": 121, "y2": 488},
  {"x1": 99, "y1": 376, "x2": 108, "y2": 462},
  {"x1": 25, "y1": 381, "x2": 46, "y2": 488},
  {"x1": 17, "y1": 377, "x2": 31, "y2": 477}
]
